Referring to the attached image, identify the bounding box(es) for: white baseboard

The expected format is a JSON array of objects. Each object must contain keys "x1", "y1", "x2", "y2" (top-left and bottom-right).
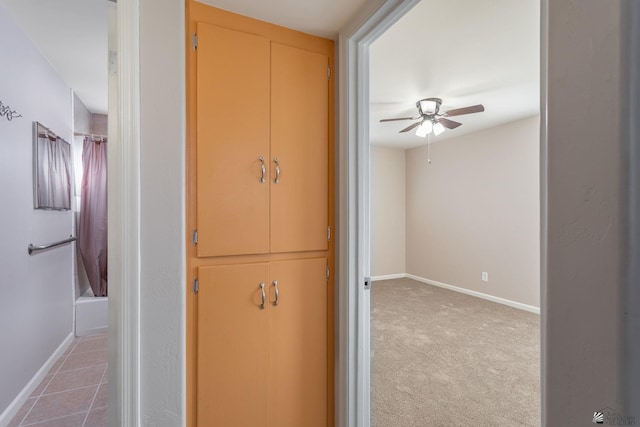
[
  {"x1": 0, "y1": 333, "x2": 74, "y2": 427},
  {"x1": 405, "y1": 274, "x2": 540, "y2": 314},
  {"x1": 372, "y1": 273, "x2": 540, "y2": 314},
  {"x1": 370, "y1": 273, "x2": 407, "y2": 281}
]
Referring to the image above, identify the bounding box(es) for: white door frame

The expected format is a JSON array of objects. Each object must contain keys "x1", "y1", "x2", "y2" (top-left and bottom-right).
[
  {"x1": 337, "y1": 1, "x2": 420, "y2": 425},
  {"x1": 109, "y1": 0, "x2": 141, "y2": 425}
]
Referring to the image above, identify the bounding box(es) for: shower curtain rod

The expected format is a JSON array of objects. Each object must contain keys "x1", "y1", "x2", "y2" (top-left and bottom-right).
[{"x1": 74, "y1": 132, "x2": 108, "y2": 140}]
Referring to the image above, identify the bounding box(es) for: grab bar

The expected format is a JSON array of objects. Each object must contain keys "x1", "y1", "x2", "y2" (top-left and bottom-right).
[{"x1": 28, "y1": 235, "x2": 77, "y2": 255}]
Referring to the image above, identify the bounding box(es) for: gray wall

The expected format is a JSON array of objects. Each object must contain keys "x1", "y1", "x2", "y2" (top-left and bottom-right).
[
  {"x1": 74, "y1": 94, "x2": 92, "y2": 134},
  {"x1": 0, "y1": 4, "x2": 73, "y2": 416},
  {"x1": 370, "y1": 116, "x2": 540, "y2": 307},
  {"x1": 371, "y1": 146, "x2": 406, "y2": 277},
  {"x1": 624, "y1": 1, "x2": 640, "y2": 416},
  {"x1": 90, "y1": 114, "x2": 107, "y2": 136},
  {"x1": 406, "y1": 116, "x2": 540, "y2": 307},
  {"x1": 545, "y1": 0, "x2": 639, "y2": 422}
]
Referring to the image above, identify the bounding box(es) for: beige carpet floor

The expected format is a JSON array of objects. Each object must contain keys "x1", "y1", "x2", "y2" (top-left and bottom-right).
[{"x1": 371, "y1": 278, "x2": 540, "y2": 427}]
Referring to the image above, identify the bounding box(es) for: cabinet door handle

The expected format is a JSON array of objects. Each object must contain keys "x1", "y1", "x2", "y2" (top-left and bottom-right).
[
  {"x1": 273, "y1": 157, "x2": 280, "y2": 184},
  {"x1": 259, "y1": 156, "x2": 266, "y2": 183},
  {"x1": 272, "y1": 280, "x2": 279, "y2": 306},
  {"x1": 259, "y1": 283, "x2": 266, "y2": 310}
]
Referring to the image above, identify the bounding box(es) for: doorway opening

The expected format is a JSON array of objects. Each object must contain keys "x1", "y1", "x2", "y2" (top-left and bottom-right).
[
  {"x1": 367, "y1": 1, "x2": 540, "y2": 423},
  {"x1": 338, "y1": 0, "x2": 543, "y2": 425}
]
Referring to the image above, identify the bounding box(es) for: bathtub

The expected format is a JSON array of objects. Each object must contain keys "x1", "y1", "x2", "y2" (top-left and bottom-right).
[{"x1": 75, "y1": 288, "x2": 108, "y2": 336}]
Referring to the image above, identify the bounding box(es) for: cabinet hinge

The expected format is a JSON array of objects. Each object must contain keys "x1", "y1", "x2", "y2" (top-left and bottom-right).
[
  {"x1": 192, "y1": 229, "x2": 198, "y2": 246},
  {"x1": 327, "y1": 226, "x2": 331, "y2": 241},
  {"x1": 192, "y1": 33, "x2": 198, "y2": 50},
  {"x1": 193, "y1": 277, "x2": 199, "y2": 294},
  {"x1": 326, "y1": 266, "x2": 330, "y2": 280},
  {"x1": 327, "y1": 66, "x2": 331, "y2": 80},
  {"x1": 108, "y1": 50, "x2": 118, "y2": 76}
]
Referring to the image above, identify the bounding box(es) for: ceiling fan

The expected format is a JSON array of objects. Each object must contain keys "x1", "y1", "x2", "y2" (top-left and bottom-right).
[{"x1": 380, "y1": 98, "x2": 485, "y2": 137}]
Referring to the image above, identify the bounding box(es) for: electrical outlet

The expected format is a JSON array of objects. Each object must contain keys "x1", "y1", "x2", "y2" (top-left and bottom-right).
[{"x1": 481, "y1": 272, "x2": 489, "y2": 282}]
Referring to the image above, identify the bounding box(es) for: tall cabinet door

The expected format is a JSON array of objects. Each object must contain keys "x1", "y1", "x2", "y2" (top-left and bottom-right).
[
  {"x1": 268, "y1": 258, "x2": 327, "y2": 426},
  {"x1": 196, "y1": 23, "x2": 271, "y2": 257},
  {"x1": 270, "y1": 43, "x2": 329, "y2": 253},
  {"x1": 197, "y1": 263, "x2": 270, "y2": 426}
]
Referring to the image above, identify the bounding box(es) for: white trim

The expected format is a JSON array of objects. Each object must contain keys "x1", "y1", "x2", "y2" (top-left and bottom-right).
[
  {"x1": 108, "y1": 1, "x2": 140, "y2": 426},
  {"x1": 75, "y1": 295, "x2": 109, "y2": 337},
  {"x1": 405, "y1": 274, "x2": 541, "y2": 314},
  {"x1": 337, "y1": 1, "x2": 420, "y2": 426},
  {"x1": 370, "y1": 273, "x2": 406, "y2": 281},
  {"x1": 371, "y1": 273, "x2": 541, "y2": 314},
  {"x1": 0, "y1": 333, "x2": 74, "y2": 427}
]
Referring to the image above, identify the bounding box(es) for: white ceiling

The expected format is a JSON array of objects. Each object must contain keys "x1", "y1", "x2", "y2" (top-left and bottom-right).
[
  {"x1": 0, "y1": 0, "x2": 539, "y2": 141},
  {"x1": 370, "y1": 0, "x2": 540, "y2": 149},
  {"x1": 0, "y1": 0, "x2": 364, "y2": 115},
  {"x1": 0, "y1": 0, "x2": 111, "y2": 114},
  {"x1": 196, "y1": 0, "x2": 368, "y2": 39}
]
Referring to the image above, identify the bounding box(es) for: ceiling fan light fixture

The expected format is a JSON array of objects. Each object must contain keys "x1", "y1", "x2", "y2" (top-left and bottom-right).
[
  {"x1": 417, "y1": 99, "x2": 437, "y2": 115},
  {"x1": 433, "y1": 121, "x2": 446, "y2": 136},
  {"x1": 415, "y1": 120, "x2": 433, "y2": 137},
  {"x1": 417, "y1": 97, "x2": 442, "y2": 116}
]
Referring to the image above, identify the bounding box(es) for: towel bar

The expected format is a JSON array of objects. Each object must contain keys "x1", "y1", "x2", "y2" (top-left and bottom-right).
[{"x1": 28, "y1": 235, "x2": 77, "y2": 255}]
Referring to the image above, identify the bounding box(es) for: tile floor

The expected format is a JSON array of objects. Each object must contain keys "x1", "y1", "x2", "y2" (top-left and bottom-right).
[{"x1": 9, "y1": 334, "x2": 108, "y2": 427}]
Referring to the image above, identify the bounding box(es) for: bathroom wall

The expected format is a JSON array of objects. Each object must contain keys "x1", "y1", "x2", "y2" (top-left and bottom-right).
[
  {"x1": 91, "y1": 113, "x2": 108, "y2": 135},
  {"x1": 73, "y1": 94, "x2": 91, "y2": 299},
  {"x1": 0, "y1": 3, "x2": 74, "y2": 418}
]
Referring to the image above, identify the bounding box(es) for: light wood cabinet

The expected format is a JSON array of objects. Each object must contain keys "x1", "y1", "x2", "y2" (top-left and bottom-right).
[
  {"x1": 270, "y1": 43, "x2": 329, "y2": 253},
  {"x1": 196, "y1": 24, "x2": 329, "y2": 258},
  {"x1": 269, "y1": 259, "x2": 328, "y2": 427},
  {"x1": 197, "y1": 263, "x2": 270, "y2": 426},
  {"x1": 196, "y1": 23, "x2": 270, "y2": 257},
  {"x1": 187, "y1": 3, "x2": 335, "y2": 426},
  {"x1": 197, "y1": 258, "x2": 327, "y2": 427}
]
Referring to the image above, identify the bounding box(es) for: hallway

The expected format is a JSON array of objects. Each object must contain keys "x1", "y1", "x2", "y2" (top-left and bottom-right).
[{"x1": 9, "y1": 334, "x2": 108, "y2": 427}]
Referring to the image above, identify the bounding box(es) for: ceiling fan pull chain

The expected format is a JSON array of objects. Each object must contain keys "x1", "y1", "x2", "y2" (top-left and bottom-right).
[{"x1": 427, "y1": 134, "x2": 432, "y2": 164}]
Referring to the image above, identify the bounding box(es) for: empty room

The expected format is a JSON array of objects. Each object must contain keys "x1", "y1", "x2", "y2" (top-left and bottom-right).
[{"x1": 368, "y1": 0, "x2": 541, "y2": 425}]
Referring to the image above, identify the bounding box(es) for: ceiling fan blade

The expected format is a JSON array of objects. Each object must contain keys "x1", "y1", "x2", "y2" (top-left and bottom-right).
[
  {"x1": 444, "y1": 104, "x2": 485, "y2": 117},
  {"x1": 380, "y1": 117, "x2": 416, "y2": 122},
  {"x1": 399, "y1": 122, "x2": 421, "y2": 133},
  {"x1": 437, "y1": 117, "x2": 462, "y2": 129}
]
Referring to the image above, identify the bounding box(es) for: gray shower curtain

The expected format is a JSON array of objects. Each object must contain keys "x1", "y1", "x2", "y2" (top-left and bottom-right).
[{"x1": 79, "y1": 137, "x2": 108, "y2": 297}]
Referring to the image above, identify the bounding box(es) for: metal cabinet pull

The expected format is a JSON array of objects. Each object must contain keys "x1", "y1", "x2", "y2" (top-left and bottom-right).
[
  {"x1": 274, "y1": 157, "x2": 280, "y2": 184},
  {"x1": 272, "y1": 280, "x2": 279, "y2": 306},
  {"x1": 259, "y1": 156, "x2": 266, "y2": 183},
  {"x1": 259, "y1": 283, "x2": 266, "y2": 310}
]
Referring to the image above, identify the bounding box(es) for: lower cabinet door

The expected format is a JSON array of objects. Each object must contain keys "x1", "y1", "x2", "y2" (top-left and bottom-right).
[
  {"x1": 197, "y1": 263, "x2": 270, "y2": 426},
  {"x1": 196, "y1": 259, "x2": 327, "y2": 426},
  {"x1": 268, "y1": 258, "x2": 328, "y2": 427}
]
